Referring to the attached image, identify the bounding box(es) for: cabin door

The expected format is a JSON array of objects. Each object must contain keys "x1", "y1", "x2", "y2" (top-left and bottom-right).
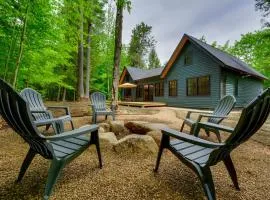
[
  {"x1": 144, "y1": 84, "x2": 154, "y2": 101},
  {"x1": 124, "y1": 88, "x2": 132, "y2": 101}
]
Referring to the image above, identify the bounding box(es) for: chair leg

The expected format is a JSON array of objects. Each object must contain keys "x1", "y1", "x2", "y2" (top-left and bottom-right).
[
  {"x1": 45, "y1": 124, "x2": 51, "y2": 131},
  {"x1": 16, "y1": 149, "x2": 36, "y2": 183},
  {"x1": 223, "y1": 155, "x2": 240, "y2": 190},
  {"x1": 154, "y1": 134, "x2": 169, "y2": 172},
  {"x1": 205, "y1": 129, "x2": 210, "y2": 137},
  {"x1": 44, "y1": 160, "x2": 64, "y2": 200},
  {"x1": 70, "y1": 120, "x2": 74, "y2": 130},
  {"x1": 214, "y1": 130, "x2": 221, "y2": 143},
  {"x1": 90, "y1": 130, "x2": 102, "y2": 168},
  {"x1": 196, "y1": 166, "x2": 216, "y2": 200},
  {"x1": 180, "y1": 121, "x2": 185, "y2": 132},
  {"x1": 154, "y1": 144, "x2": 164, "y2": 172}
]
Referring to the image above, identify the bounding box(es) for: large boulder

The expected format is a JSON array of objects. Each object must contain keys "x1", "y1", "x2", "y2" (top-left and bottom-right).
[
  {"x1": 99, "y1": 122, "x2": 110, "y2": 132},
  {"x1": 98, "y1": 127, "x2": 105, "y2": 133},
  {"x1": 99, "y1": 132, "x2": 118, "y2": 149},
  {"x1": 124, "y1": 121, "x2": 152, "y2": 135},
  {"x1": 109, "y1": 120, "x2": 130, "y2": 138},
  {"x1": 113, "y1": 134, "x2": 158, "y2": 154}
]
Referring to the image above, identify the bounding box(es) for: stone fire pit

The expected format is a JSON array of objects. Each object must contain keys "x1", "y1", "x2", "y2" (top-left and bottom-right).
[{"x1": 98, "y1": 120, "x2": 168, "y2": 154}]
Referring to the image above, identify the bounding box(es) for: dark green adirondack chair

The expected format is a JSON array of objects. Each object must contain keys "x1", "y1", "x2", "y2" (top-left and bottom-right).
[
  {"x1": 90, "y1": 92, "x2": 115, "y2": 123},
  {"x1": 20, "y1": 88, "x2": 74, "y2": 134},
  {"x1": 180, "y1": 95, "x2": 236, "y2": 142},
  {"x1": 0, "y1": 79, "x2": 102, "y2": 200},
  {"x1": 154, "y1": 88, "x2": 270, "y2": 200}
]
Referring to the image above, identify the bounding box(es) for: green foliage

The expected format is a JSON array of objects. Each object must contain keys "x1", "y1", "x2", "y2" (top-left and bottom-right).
[
  {"x1": 230, "y1": 29, "x2": 270, "y2": 87},
  {"x1": 0, "y1": 0, "x2": 130, "y2": 100},
  {"x1": 255, "y1": 0, "x2": 270, "y2": 27},
  {"x1": 148, "y1": 48, "x2": 161, "y2": 69},
  {"x1": 128, "y1": 22, "x2": 156, "y2": 68}
]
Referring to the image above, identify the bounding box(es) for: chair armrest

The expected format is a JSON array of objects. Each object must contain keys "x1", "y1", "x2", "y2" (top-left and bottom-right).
[
  {"x1": 197, "y1": 114, "x2": 228, "y2": 122},
  {"x1": 161, "y1": 127, "x2": 224, "y2": 148},
  {"x1": 47, "y1": 106, "x2": 71, "y2": 115},
  {"x1": 196, "y1": 122, "x2": 234, "y2": 133},
  {"x1": 44, "y1": 124, "x2": 99, "y2": 141},
  {"x1": 186, "y1": 110, "x2": 212, "y2": 118},
  {"x1": 34, "y1": 117, "x2": 64, "y2": 126}
]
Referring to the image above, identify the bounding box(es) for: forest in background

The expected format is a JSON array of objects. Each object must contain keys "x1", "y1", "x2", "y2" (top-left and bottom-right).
[{"x1": 0, "y1": 0, "x2": 269, "y2": 102}]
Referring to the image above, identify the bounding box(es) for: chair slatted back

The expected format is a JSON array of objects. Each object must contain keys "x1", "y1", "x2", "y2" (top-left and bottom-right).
[
  {"x1": 207, "y1": 88, "x2": 270, "y2": 166},
  {"x1": 90, "y1": 92, "x2": 107, "y2": 111},
  {"x1": 20, "y1": 88, "x2": 52, "y2": 121},
  {"x1": 0, "y1": 79, "x2": 53, "y2": 159},
  {"x1": 208, "y1": 95, "x2": 236, "y2": 124}
]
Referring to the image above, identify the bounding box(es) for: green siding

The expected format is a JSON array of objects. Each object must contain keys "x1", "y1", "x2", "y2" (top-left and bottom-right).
[
  {"x1": 163, "y1": 42, "x2": 221, "y2": 108},
  {"x1": 123, "y1": 42, "x2": 264, "y2": 108},
  {"x1": 221, "y1": 71, "x2": 263, "y2": 107}
]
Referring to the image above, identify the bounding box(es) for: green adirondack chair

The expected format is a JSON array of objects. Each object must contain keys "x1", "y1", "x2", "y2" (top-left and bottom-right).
[
  {"x1": 20, "y1": 88, "x2": 74, "y2": 134},
  {"x1": 90, "y1": 92, "x2": 115, "y2": 123},
  {"x1": 0, "y1": 79, "x2": 102, "y2": 200},
  {"x1": 154, "y1": 88, "x2": 270, "y2": 200},
  {"x1": 180, "y1": 95, "x2": 236, "y2": 142}
]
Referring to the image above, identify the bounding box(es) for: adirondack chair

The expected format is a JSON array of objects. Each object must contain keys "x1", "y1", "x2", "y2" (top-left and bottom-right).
[
  {"x1": 154, "y1": 88, "x2": 270, "y2": 200},
  {"x1": 90, "y1": 92, "x2": 115, "y2": 123},
  {"x1": 20, "y1": 88, "x2": 74, "y2": 134},
  {"x1": 0, "y1": 79, "x2": 102, "y2": 200},
  {"x1": 180, "y1": 95, "x2": 236, "y2": 142}
]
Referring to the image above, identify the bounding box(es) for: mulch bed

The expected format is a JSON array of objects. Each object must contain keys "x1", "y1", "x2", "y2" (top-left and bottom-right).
[{"x1": 0, "y1": 128, "x2": 269, "y2": 200}]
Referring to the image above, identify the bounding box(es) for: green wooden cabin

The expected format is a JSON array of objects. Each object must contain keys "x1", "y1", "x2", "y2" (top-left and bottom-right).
[{"x1": 119, "y1": 34, "x2": 268, "y2": 108}]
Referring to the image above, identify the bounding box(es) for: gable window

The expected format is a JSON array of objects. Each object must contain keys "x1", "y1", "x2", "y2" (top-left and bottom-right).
[
  {"x1": 155, "y1": 82, "x2": 164, "y2": 97},
  {"x1": 187, "y1": 75, "x2": 210, "y2": 96},
  {"x1": 184, "y1": 51, "x2": 192, "y2": 65},
  {"x1": 169, "y1": 80, "x2": 177, "y2": 96},
  {"x1": 136, "y1": 85, "x2": 143, "y2": 98}
]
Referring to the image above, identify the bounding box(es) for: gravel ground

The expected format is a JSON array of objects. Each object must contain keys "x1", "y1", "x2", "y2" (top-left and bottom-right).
[{"x1": 0, "y1": 106, "x2": 270, "y2": 200}]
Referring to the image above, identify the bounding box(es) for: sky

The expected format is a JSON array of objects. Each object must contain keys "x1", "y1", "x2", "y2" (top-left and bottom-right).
[{"x1": 122, "y1": 0, "x2": 263, "y2": 64}]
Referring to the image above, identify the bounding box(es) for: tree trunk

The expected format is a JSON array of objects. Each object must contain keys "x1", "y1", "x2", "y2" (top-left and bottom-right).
[
  {"x1": 112, "y1": 2, "x2": 124, "y2": 110},
  {"x1": 4, "y1": 24, "x2": 17, "y2": 81},
  {"x1": 13, "y1": 4, "x2": 29, "y2": 88},
  {"x1": 85, "y1": 22, "x2": 92, "y2": 99},
  {"x1": 62, "y1": 88, "x2": 66, "y2": 102},
  {"x1": 78, "y1": 4, "x2": 84, "y2": 99},
  {"x1": 57, "y1": 86, "x2": 61, "y2": 102}
]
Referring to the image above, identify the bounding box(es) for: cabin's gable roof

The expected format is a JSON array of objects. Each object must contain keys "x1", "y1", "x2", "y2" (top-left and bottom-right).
[
  {"x1": 119, "y1": 66, "x2": 165, "y2": 84},
  {"x1": 161, "y1": 34, "x2": 267, "y2": 80}
]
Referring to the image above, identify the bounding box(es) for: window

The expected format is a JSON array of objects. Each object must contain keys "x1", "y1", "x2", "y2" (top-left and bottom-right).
[
  {"x1": 155, "y1": 82, "x2": 164, "y2": 96},
  {"x1": 169, "y1": 80, "x2": 177, "y2": 96},
  {"x1": 187, "y1": 75, "x2": 210, "y2": 96},
  {"x1": 184, "y1": 51, "x2": 192, "y2": 65},
  {"x1": 136, "y1": 85, "x2": 143, "y2": 98}
]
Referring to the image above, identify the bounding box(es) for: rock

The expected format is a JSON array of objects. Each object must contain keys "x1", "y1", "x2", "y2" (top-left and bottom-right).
[
  {"x1": 147, "y1": 130, "x2": 162, "y2": 145},
  {"x1": 99, "y1": 122, "x2": 110, "y2": 132},
  {"x1": 113, "y1": 134, "x2": 158, "y2": 154},
  {"x1": 98, "y1": 127, "x2": 105, "y2": 133},
  {"x1": 124, "y1": 121, "x2": 152, "y2": 135},
  {"x1": 99, "y1": 132, "x2": 118, "y2": 149},
  {"x1": 146, "y1": 123, "x2": 169, "y2": 131},
  {"x1": 109, "y1": 120, "x2": 130, "y2": 137}
]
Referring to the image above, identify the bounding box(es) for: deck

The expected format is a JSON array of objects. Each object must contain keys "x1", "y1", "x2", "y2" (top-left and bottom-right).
[{"x1": 118, "y1": 101, "x2": 167, "y2": 108}]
